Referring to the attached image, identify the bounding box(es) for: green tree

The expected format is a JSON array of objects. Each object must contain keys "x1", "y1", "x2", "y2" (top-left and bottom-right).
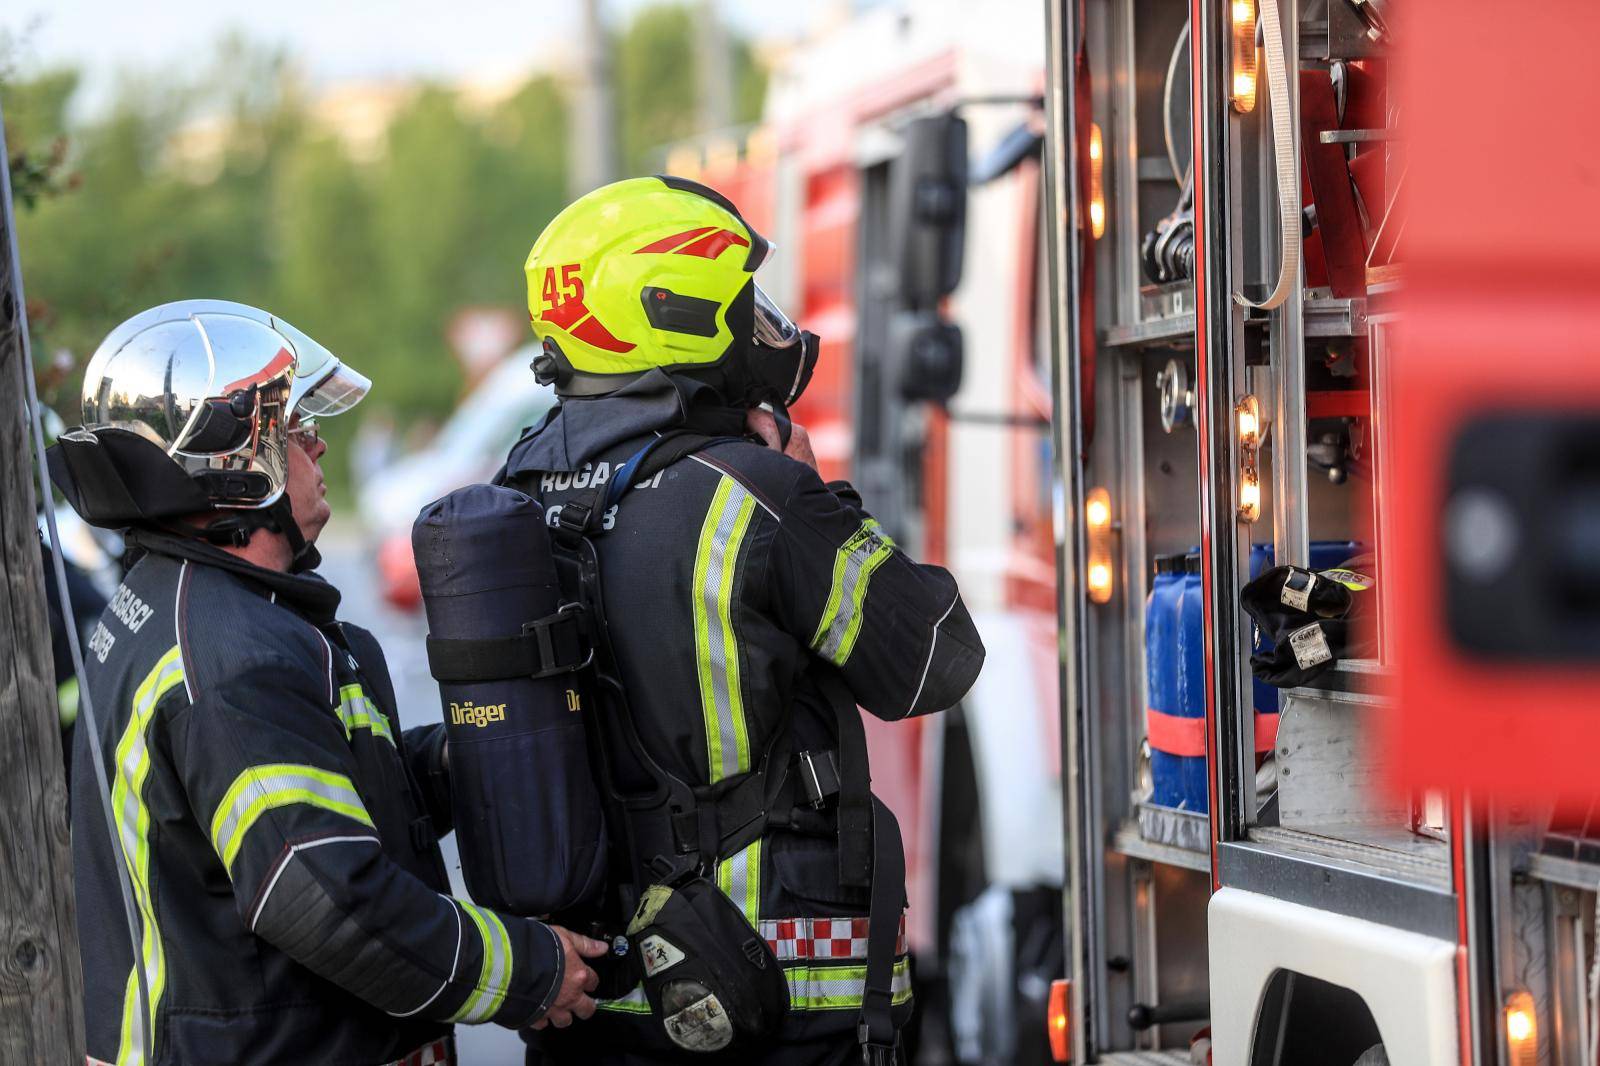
[
  {"x1": 4, "y1": 13, "x2": 765, "y2": 505},
  {"x1": 12, "y1": 45, "x2": 305, "y2": 410},
  {"x1": 2, "y1": 66, "x2": 77, "y2": 209},
  {"x1": 615, "y1": 3, "x2": 769, "y2": 174}
]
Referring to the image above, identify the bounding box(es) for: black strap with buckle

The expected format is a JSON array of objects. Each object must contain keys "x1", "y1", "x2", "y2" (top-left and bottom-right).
[
  {"x1": 857, "y1": 797, "x2": 906, "y2": 1066},
  {"x1": 794, "y1": 750, "x2": 842, "y2": 808},
  {"x1": 424, "y1": 604, "x2": 591, "y2": 683}
]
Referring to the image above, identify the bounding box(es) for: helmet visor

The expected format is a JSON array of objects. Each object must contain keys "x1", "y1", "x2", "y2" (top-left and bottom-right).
[
  {"x1": 295, "y1": 362, "x2": 371, "y2": 418},
  {"x1": 752, "y1": 283, "x2": 800, "y2": 350}
]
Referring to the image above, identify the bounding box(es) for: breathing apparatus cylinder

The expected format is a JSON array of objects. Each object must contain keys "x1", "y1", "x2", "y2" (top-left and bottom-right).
[{"x1": 414, "y1": 483, "x2": 605, "y2": 915}]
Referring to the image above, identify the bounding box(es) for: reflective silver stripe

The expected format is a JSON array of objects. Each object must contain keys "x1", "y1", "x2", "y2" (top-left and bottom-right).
[
  {"x1": 717, "y1": 839, "x2": 760, "y2": 927},
  {"x1": 596, "y1": 984, "x2": 651, "y2": 1014},
  {"x1": 452, "y1": 901, "x2": 513, "y2": 1023},
  {"x1": 812, "y1": 520, "x2": 896, "y2": 666},
  {"x1": 785, "y1": 957, "x2": 914, "y2": 1010},
  {"x1": 336, "y1": 683, "x2": 395, "y2": 745},
  {"x1": 693, "y1": 476, "x2": 758, "y2": 782},
  {"x1": 209, "y1": 765, "x2": 373, "y2": 873},
  {"x1": 113, "y1": 644, "x2": 187, "y2": 1065},
  {"x1": 686, "y1": 454, "x2": 779, "y2": 519}
]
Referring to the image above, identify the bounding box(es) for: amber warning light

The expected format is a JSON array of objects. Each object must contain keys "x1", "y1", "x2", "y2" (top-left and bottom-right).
[
  {"x1": 1086, "y1": 487, "x2": 1114, "y2": 604},
  {"x1": 1047, "y1": 978, "x2": 1072, "y2": 1062},
  {"x1": 1505, "y1": 990, "x2": 1536, "y2": 1066},
  {"x1": 1088, "y1": 122, "x2": 1106, "y2": 240},
  {"x1": 1230, "y1": 0, "x2": 1259, "y2": 111}
]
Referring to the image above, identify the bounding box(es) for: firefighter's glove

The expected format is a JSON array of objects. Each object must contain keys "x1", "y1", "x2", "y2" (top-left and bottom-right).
[{"x1": 1241, "y1": 566, "x2": 1365, "y2": 688}]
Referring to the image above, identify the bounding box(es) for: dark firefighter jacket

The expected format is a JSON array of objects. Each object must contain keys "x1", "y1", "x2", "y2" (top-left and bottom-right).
[
  {"x1": 500, "y1": 371, "x2": 985, "y2": 1051},
  {"x1": 72, "y1": 529, "x2": 565, "y2": 1066}
]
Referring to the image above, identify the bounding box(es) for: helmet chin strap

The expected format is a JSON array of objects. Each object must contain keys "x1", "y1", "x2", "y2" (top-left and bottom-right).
[
  {"x1": 190, "y1": 494, "x2": 318, "y2": 573},
  {"x1": 269, "y1": 495, "x2": 320, "y2": 574}
]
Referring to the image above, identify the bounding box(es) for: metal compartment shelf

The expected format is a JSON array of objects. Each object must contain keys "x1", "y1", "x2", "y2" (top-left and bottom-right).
[
  {"x1": 1103, "y1": 290, "x2": 1368, "y2": 349},
  {"x1": 1529, "y1": 852, "x2": 1600, "y2": 893},
  {"x1": 1111, "y1": 803, "x2": 1212, "y2": 873},
  {"x1": 1250, "y1": 824, "x2": 1451, "y2": 888}
]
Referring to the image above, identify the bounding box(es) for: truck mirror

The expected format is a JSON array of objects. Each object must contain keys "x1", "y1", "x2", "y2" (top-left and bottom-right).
[
  {"x1": 891, "y1": 312, "x2": 963, "y2": 404},
  {"x1": 890, "y1": 113, "x2": 968, "y2": 306}
]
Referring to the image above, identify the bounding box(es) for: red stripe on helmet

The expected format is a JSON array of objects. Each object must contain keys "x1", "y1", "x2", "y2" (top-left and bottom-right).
[
  {"x1": 674, "y1": 228, "x2": 751, "y2": 260},
  {"x1": 542, "y1": 296, "x2": 589, "y2": 330},
  {"x1": 633, "y1": 227, "x2": 715, "y2": 254},
  {"x1": 569, "y1": 313, "x2": 636, "y2": 354}
]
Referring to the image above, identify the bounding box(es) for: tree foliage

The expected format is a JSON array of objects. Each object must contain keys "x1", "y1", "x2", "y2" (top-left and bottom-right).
[
  {"x1": 3, "y1": 4, "x2": 766, "y2": 502},
  {"x1": 616, "y1": 4, "x2": 768, "y2": 173}
]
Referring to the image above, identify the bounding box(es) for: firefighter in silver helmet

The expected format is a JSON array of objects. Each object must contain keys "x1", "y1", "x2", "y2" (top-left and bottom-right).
[{"x1": 50, "y1": 300, "x2": 605, "y2": 1066}]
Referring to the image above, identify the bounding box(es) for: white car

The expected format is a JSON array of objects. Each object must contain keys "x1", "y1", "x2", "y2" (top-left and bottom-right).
[{"x1": 357, "y1": 349, "x2": 557, "y2": 609}]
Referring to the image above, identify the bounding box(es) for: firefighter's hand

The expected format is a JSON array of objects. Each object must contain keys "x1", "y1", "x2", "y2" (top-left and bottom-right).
[
  {"x1": 533, "y1": 926, "x2": 608, "y2": 1029},
  {"x1": 746, "y1": 407, "x2": 818, "y2": 471}
]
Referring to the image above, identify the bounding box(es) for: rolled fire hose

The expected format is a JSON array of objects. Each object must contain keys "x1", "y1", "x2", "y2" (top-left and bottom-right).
[{"x1": 1234, "y1": 0, "x2": 1302, "y2": 312}]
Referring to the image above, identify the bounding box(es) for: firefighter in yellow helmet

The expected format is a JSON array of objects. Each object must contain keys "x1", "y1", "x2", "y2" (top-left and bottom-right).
[
  {"x1": 523, "y1": 175, "x2": 818, "y2": 412},
  {"x1": 502, "y1": 177, "x2": 984, "y2": 1066}
]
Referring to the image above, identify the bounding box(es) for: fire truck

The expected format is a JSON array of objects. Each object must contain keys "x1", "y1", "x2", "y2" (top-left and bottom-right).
[{"x1": 1039, "y1": 0, "x2": 1599, "y2": 1064}]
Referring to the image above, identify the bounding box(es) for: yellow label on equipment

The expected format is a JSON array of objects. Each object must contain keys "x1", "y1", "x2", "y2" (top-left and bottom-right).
[{"x1": 449, "y1": 700, "x2": 507, "y2": 728}]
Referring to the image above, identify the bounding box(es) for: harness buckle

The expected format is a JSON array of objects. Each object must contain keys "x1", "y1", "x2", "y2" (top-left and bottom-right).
[
  {"x1": 857, "y1": 1021, "x2": 898, "y2": 1066},
  {"x1": 795, "y1": 750, "x2": 841, "y2": 809},
  {"x1": 553, "y1": 498, "x2": 593, "y2": 546}
]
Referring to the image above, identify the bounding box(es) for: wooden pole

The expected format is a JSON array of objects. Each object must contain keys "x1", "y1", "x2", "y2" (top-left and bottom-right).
[{"x1": 0, "y1": 97, "x2": 87, "y2": 1064}]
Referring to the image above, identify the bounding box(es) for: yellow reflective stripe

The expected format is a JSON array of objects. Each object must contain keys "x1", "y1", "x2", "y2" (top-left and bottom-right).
[
  {"x1": 716, "y1": 839, "x2": 761, "y2": 927},
  {"x1": 692, "y1": 475, "x2": 758, "y2": 783},
  {"x1": 115, "y1": 969, "x2": 140, "y2": 1066},
  {"x1": 596, "y1": 984, "x2": 651, "y2": 1013},
  {"x1": 336, "y1": 683, "x2": 395, "y2": 746},
  {"x1": 810, "y1": 519, "x2": 896, "y2": 666},
  {"x1": 785, "y1": 956, "x2": 913, "y2": 1011},
  {"x1": 209, "y1": 764, "x2": 374, "y2": 874},
  {"x1": 452, "y1": 902, "x2": 513, "y2": 1023},
  {"x1": 114, "y1": 645, "x2": 186, "y2": 1066}
]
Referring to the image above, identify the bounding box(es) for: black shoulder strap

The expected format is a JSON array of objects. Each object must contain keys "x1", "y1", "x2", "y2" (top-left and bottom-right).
[
  {"x1": 816, "y1": 666, "x2": 903, "y2": 1062},
  {"x1": 858, "y1": 797, "x2": 906, "y2": 1065},
  {"x1": 816, "y1": 668, "x2": 874, "y2": 889},
  {"x1": 553, "y1": 430, "x2": 742, "y2": 888},
  {"x1": 552, "y1": 431, "x2": 734, "y2": 548}
]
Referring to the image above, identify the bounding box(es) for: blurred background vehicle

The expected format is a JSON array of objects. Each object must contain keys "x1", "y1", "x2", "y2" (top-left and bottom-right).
[{"x1": 357, "y1": 348, "x2": 556, "y2": 609}]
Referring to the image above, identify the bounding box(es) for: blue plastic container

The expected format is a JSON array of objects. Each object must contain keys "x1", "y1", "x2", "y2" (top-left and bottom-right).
[
  {"x1": 1144, "y1": 555, "x2": 1188, "y2": 809},
  {"x1": 1147, "y1": 541, "x2": 1364, "y2": 814},
  {"x1": 1146, "y1": 554, "x2": 1208, "y2": 810}
]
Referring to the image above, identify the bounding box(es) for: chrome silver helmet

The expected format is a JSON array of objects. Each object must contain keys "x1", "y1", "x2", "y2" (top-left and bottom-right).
[{"x1": 77, "y1": 300, "x2": 369, "y2": 509}]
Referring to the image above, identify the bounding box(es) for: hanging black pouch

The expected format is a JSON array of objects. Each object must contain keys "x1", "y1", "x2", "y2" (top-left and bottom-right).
[{"x1": 625, "y1": 873, "x2": 789, "y2": 1055}]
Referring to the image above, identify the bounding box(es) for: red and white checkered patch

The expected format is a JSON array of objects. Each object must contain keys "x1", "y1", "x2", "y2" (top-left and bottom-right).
[{"x1": 759, "y1": 915, "x2": 909, "y2": 962}]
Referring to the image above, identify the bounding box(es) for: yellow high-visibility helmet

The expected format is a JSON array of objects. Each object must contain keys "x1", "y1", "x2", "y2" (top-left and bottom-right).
[{"x1": 524, "y1": 176, "x2": 816, "y2": 404}]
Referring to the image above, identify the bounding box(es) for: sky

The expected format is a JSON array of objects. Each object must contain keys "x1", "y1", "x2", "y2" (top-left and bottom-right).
[{"x1": 1, "y1": 0, "x2": 830, "y2": 115}]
